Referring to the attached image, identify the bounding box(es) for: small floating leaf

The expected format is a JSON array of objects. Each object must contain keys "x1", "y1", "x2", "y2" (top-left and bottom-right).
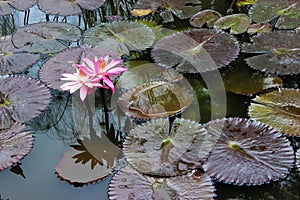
[
  {"x1": 189, "y1": 9, "x2": 222, "y2": 28},
  {"x1": 214, "y1": 14, "x2": 252, "y2": 34},
  {"x1": 248, "y1": 88, "x2": 300, "y2": 136},
  {"x1": 131, "y1": 9, "x2": 154, "y2": 17},
  {"x1": 0, "y1": 122, "x2": 34, "y2": 171},
  {"x1": 203, "y1": 117, "x2": 295, "y2": 185},
  {"x1": 236, "y1": 0, "x2": 257, "y2": 6},
  {"x1": 0, "y1": 0, "x2": 37, "y2": 15}
]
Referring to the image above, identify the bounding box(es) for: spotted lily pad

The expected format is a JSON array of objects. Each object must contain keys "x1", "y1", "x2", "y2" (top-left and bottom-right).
[
  {"x1": 151, "y1": 29, "x2": 240, "y2": 73},
  {"x1": 12, "y1": 22, "x2": 82, "y2": 54},
  {"x1": 189, "y1": 9, "x2": 222, "y2": 28},
  {"x1": 203, "y1": 117, "x2": 295, "y2": 185},
  {"x1": 0, "y1": 122, "x2": 34, "y2": 171},
  {"x1": 83, "y1": 21, "x2": 155, "y2": 56},
  {"x1": 38, "y1": 0, "x2": 105, "y2": 16},
  {"x1": 109, "y1": 165, "x2": 215, "y2": 199},
  {"x1": 214, "y1": 14, "x2": 252, "y2": 34},
  {"x1": 242, "y1": 31, "x2": 300, "y2": 75},
  {"x1": 248, "y1": 88, "x2": 300, "y2": 136},
  {"x1": 123, "y1": 118, "x2": 215, "y2": 176},
  {"x1": 0, "y1": 36, "x2": 40, "y2": 75},
  {"x1": 0, "y1": 0, "x2": 37, "y2": 16},
  {"x1": 249, "y1": 0, "x2": 300, "y2": 29},
  {"x1": 0, "y1": 76, "x2": 51, "y2": 124}
]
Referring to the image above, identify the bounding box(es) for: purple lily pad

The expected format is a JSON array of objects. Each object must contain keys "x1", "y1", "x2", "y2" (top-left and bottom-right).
[
  {"x1": 0, "y1": 122, "x2": 34, "y2": 171},
  {"x1": 203, "y1": 117, "x2": 295, "y2": 185},
  {"x1": 0, "y1": 0, "x2": 37, "y2": 16}
]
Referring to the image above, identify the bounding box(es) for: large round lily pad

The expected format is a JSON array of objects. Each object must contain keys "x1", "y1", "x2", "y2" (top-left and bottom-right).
[
  {"x1": 0, "y1": 0, "x2": 37, "y2": 16},
  {"x1": 0, "y1": 122, "x2": 34, "y2": 171},
  {"x1": 151, "y1": 29, "x2": 240, "y2": 73},
  {"x1": 203, "y1": 117, "x2": 295, "y2": 185},
  {"x1": 214, "y1": 14, "x2": 252, "y2": 34},
  {"x1": 12, "y1": 22, "x2": 82, "y2": 54},
  {"x1": 189, "y1": 9, "x2": 222, "y2": 28},
  {"x1": 248, "y1": 88, "x2": 300, "y2": 136},
  {"x1": 123, "y1": 118, "x2": 216, "y2": 176}
]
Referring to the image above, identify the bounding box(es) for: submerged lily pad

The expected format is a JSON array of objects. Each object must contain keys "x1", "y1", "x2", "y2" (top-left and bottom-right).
[
  {"x1": 152, "y1": 29, "x2": 240, "y2": 73},
  {"x1": 214, "y1": 14, "x2": 252, "y2": 34},
  {"x1": 203, "y1": 117, "x2": 295, "y2": 185},
  {"x1": 248, "y1": 88, "x2": 300, "y2": 136},
  {"x1": 83, "y1": 21, "x2": 155, "y2": 56},
  {"x1": 38, "y1": 0, "x2": 105, "y2": 16},
  {"x1": 189, "y1": 9, "x2": 222, "y2": 28},
  {"x1": 0, "y1": 122, "x2": 34, "y2": 171},
  {"x1": 0, "y1": 0, "x2": 37, "y2": 16},
  {"x1": 123, "y1": 118, "x2": 215, "y2": 176},
  {"x1": 0, "y1": 36, "x2": 40, "y2": 75},
  {"x1": 242, "y1": 31, "x2": 300, "y2": 75},
  {"x1": 0, "y1": 76, "x2": 51, "y2": 124},
  {"x1": 249, "y1": 0, "x2": 300, "y2": 29},
  {"x1": 109, "y1": 165, "x2": 215, "y2": 199},
  {"x1": 12, "y1": 22, "x2": 82, "y2": 54}
]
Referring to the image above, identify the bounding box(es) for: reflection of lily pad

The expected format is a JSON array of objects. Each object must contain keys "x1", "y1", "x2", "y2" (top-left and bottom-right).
[
  {"x1": 189, "y1": 9, "x2": 222, "y2": 28},
  {"x1": 12, "y1": 22, "x2": 82, "y2": 54},
  {"x1": 242, "y1": 31, "x2": 300, "y2": 75},
  {"x1": 249, "y1": 0, "x2": 300, "y2": 29},
  {"x1": 0, "y1": 122, "x2": 34, "y2": 171},
  {"x1": 152, "y1": 29, "x2": 240, "y2": 73},
  {"x1": 83, "y1": 21, "x2": 155, "y2": 56},
  {"x1": 214, "y1": 14, "x2": 252, "y2": 34},
  {"x1": 0, "y1": 76, "x2": 51, "y2": 124},
  {"x1": 0, "y1": 36, "x2": 40, "y2": 75},
  {"x1": 0, "y1": 0, "x2": 37, "y2": 16},
  {"x1": 109, "y1": 165, "x2": 215, "y2": 199},
  {"x1": 38, "y1": 0, "x2": 105, "y2": 16},
  {"x1": 248, "y1": 88, "x2": 300, "y2": 136},
  {"x1": 203, "y1": 117, "x2": 295, "y2": 185},
  {"x1": 123, "y1": 118, "x2": 214, "y2": 176}
]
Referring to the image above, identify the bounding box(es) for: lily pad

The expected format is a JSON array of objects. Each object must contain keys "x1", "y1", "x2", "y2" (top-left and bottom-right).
[
  {"x1": 151, "y1": 29, "x2": 240, "y2": 73},
  {"x1": 109, "y1": 165, "x2": 215, "y2": 199},
  {"x1": 214, "y1": 14, "x2": 252, "y2": 34},
  {"x1": 247, "y1": 23, "x2": 273, "y2": 35},
  {"x1": 0, "y1": 122, "x2": 34, "y2": 171},
  {"x1": 83, "y1": 21, "x2": 155, "y2": 56},
  {"x1": 0, "y1": 36, "x2": 40, "y2": 75},
  {"x1": 242, "y1": 31, "x2": 300, "y2": 75},
  {"x1": 236, "y1": 0, "x2": 257, "y2": 7},
  {"x1": 0, "y1": 0, "x2": 37, "y2": 16},
  {"x1": 249, "y1": 0, "x2": 300, "y2": 29},
  {"x1": 248, "y1": 88, "x2": 300, "y2": 136},
  {"x1": 12, "y1": 22, "x2": 82, "y2": 54},
  {"x1": 203, "y1": 117, "x2": 295, "y2": 185},
  {"x1": 0, "y1": 76, "x2": 51, "y2": 124},
  {"x1": 38, "y1": 0, "x2": 105, "y2": 16},
  {"x1": 189, "y1": 9, "x2": 222, "y2": 28},
  {"x1": 123, "y1": 118, "x2": 215, "y2": 176}
]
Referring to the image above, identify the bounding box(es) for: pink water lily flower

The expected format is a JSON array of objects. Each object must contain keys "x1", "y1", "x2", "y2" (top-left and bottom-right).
[
  {"x1": 60, "y1": 68, "x2": 101, "y2": 101},
  {"x1": 75, "y1": 55, "x2": 128, "y2": 92}
]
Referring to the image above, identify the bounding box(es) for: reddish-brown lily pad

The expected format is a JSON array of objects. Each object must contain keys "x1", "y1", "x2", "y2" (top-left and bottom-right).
[
  {"x1": 203, "y1": 117, "x2": 295, "y2": 185},
  {"x1": 0, "y1": 0, "x2": 37, "y2": 16},
  {"x1": 0, "y1": 122, "x2": 34, "y2": 171}
]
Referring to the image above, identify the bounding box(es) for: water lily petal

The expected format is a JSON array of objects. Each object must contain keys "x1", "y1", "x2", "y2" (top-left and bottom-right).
[
  {"x1": 106, "y1": 59, "x2": 123, "y2": 70},
  {"x1": 106, "y1": 67, "x2": 128, "y2": 75},
  {"x1": 102, "y1": 76, "x2": 114, "y2": 92},
  {"x1": 80, "y1": 85, "x2": 89, "y2": 101}
]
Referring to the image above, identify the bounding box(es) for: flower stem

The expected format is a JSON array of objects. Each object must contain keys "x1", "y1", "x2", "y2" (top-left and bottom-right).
[{"x1": 100, "y1": 88, "x2": 110, "y2": 133}]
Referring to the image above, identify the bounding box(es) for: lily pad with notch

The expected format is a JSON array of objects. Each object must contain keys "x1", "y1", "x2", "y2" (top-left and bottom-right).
[
  {"x1": 189, "y1": 9, "x2": 222, "y2": 28},
  {"x1": 214, "y1": 14, "x2": 252, "y2": 35},
  {"x1": 0, "y1": 0, "x2": 37, "y2": 16}
]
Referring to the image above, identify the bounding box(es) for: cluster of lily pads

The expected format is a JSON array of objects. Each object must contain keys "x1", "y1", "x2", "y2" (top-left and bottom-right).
[{"x1": 0, "y1": 0, "x2": 300, "y2": 199}]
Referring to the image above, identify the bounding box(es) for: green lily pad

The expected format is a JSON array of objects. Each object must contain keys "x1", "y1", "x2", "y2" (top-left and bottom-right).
[
  {"x1": 214, "y1": 14, "x2": 252, "y2": 34},
  {"x1": 0, "y1": 36, "x2": 40, "y2": 75},
  {"x1": 242, "y1": 31, "x2": 300, "y2": 75},
  {"x1": 0, "y1": 0, "x2": 37, "y2": 16},
  {"x1": 189, "y1": 9, "x2": 222, "y2": 28},
  {"x1": 203, "y1": 117, "x2": 295, "y2": 185},
  {"x1": 12, "y1": 22, "x2": 82, "y2": 54},
  {"x1": 152, "y1": 29, "x2": 240, "y2": 73},
  {"x1": 249, "y1": 0, "x2": 300, "y2": 29},
  {"x1": 248, "y1": 88, "x2": 300, "y2": 136},
  {"x1": 83, "y1": 21, "x2": 155, "y2": 56}
]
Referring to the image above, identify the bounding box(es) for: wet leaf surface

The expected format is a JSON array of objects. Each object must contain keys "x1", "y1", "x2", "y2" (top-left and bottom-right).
[
  {"x1": 0, "y1": 0, "x2": 37, "y2": 15},
  {"x1": 247, "y1": 23, "x2": 273, "y2": 35},
  {"x1": 189, "y1": 9, "x2": 222, "y2": 28},
  {"x1": 248, "y1": 88, "x2": 300, "y2": 136},
  {"x1": 203, "y1": 117, "x2": 295, "y2": 185},
  {"x1": 214, "y1": 14, "x2": 252, "y2": 34}
]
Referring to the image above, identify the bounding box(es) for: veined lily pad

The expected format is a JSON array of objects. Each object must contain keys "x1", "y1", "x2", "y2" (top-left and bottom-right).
[
  {"x1": 242, "y1": 31, "x2": 300, "y2": 75},
  {"x1": 203, "y1": 117, "x2": 295, "y2": 185},
  {"x1": 123, "y1": 118, "x2": 215, "y2": 176},
  {"x1": 214, "y1": 14, "x2": 252, "y2": 34},
  {"x1": 248, "y1": 88, "x2": 300, "y2": 136},
  {"x1": 0, "y1": 122, "x2": 34, "y2": 171},
  {"x1": 151, "y1": 29, "x2": 240, "y2": 73},
  {"x1": 0, "y1": 0, "x2": 37, "y2": 16},
  {"x1": 189, "y1": 9, "x2": 222, "y2": 28},
  {"x1": 83, "y1": 21, "x2": 155, "y2": 56},
  {"x1": 38, "y1": 0, "x2": 105, "y2": 16},
  {"x1": 109, "y1": 165, "x2": 215, "y2": 199},
  {"x1": 249, "y1": 0, "x2": 300, "y2": 29},
  {"x1": 0, "y1": 36, "x2": 40, "y2": 75},
  {"x1": 247, "y1": 23, "x2": 273, "y2": 35},
  {"x1": 0, "y1": 76, "x2": 51, "y2": 124},
  {"x1": 12, "y1": 22, "x2": 82, "y2": 54}
]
